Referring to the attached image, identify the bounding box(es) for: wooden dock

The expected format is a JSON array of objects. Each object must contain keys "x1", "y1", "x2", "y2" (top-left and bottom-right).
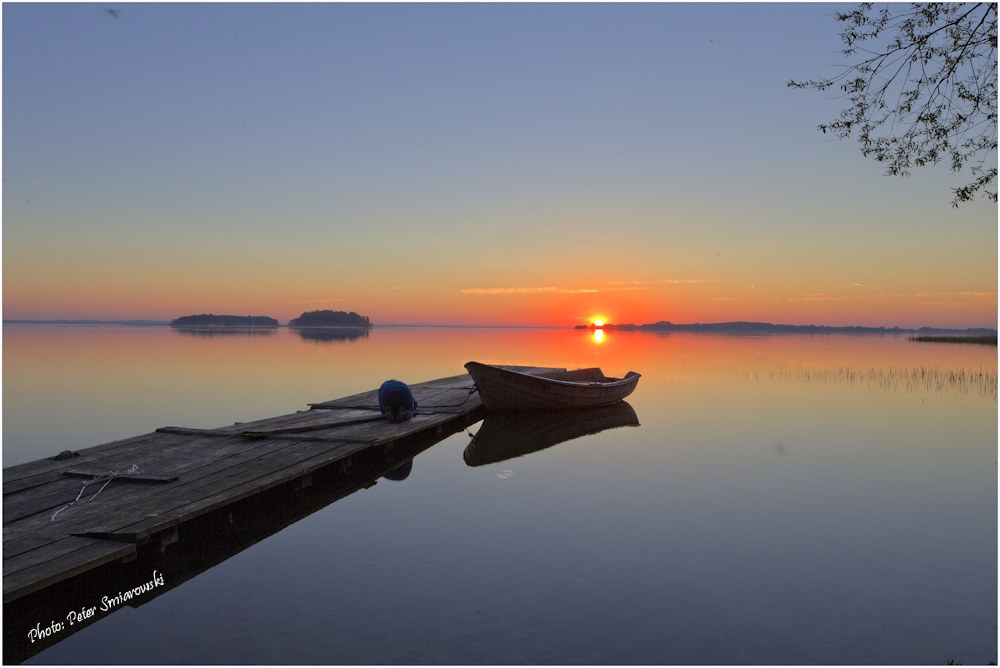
[{"x1": 3, "y1": 367, "x2": 560, "y2": 634}]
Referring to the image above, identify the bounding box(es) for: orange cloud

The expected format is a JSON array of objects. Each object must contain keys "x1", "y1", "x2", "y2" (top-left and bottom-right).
[
  {"x1": 287, "y1": 298, "x2": 345, "y2": 304},
  {"x1": 461, "y1": 287, "x2": 599, "y2": 294}
]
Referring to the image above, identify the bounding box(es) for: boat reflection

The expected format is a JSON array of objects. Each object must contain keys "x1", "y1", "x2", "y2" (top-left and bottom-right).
[{"x1": 464, "y1": 401, "x2": 640, "y2": 467}]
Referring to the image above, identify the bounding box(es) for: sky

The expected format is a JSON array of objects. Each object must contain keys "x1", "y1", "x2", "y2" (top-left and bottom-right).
[{"x1": 3, "y1": 3, "x2": 997, "y2": 328}]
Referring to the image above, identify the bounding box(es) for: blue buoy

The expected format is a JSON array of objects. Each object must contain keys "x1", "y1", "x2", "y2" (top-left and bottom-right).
[{"x1": 378, "y1": 380, "x2": 418, "y2": 423}]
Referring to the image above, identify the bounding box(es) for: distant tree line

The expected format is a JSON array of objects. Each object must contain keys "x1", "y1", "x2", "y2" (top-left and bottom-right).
[
  {"x1": 288, "y1": 310, "x2": 372, "y2": 328},
  {"x1": 171, "y1": 314, "x2": 279, "y2": 327},
  {"x1": 578, "y1": 321, "x2": 996, "y2": 335}
]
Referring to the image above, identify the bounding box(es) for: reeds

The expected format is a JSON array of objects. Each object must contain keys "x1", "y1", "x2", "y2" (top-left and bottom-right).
[
  {"x1": 765, "y1": 365, "x2": 998, "y2": 401},
  {"x1": 909, "y1": 335, "x2": 997, "y2": 345}
]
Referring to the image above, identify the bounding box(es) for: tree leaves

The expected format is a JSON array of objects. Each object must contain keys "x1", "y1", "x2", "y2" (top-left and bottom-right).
[{"x1": 790, "y1": 3, "x2": 997, "y2": 207}]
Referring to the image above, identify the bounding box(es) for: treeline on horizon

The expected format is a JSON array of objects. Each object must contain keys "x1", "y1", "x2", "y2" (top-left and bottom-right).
[
  {"x1": 171, "y1": 314, "x2": 279, "y2": 327},
  {"x1": 288, "y1": 310, "x2": 370, "y2": 328},
  {"x1": 575, "y1": 321, "x2": 998, "y2": 335},
  {"x1": 169, "y1": 310, "x2": 372, "y2": 328}
]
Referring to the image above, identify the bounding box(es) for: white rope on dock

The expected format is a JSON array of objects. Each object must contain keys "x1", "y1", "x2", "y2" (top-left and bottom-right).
[{"x1": 50, "y1": 464, "x2": 139, "y2": 521}]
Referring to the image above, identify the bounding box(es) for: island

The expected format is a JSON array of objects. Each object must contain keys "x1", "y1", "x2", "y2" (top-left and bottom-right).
[
  {"x1": 576, "y1": 321, "x2": 997, "y2": 335},
  {"x1": 288, "y1": 310, "x2": 371, "y2": 328},
  {"x1": 171, "y1": 314, "x2": 279, "y2": 328}
]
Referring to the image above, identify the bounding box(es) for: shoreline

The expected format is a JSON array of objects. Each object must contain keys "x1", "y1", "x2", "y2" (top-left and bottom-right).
[{"x1": 3, "y1": 319, "x2": 996, "y2": 336}]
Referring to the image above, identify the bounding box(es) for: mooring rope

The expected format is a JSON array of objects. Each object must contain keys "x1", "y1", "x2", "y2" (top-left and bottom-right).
[
  {"x1": 50, "y1": 464, "x2": 139, "y2": 521},
  {"x1": 420, "y1": 385, "x2": 479, "y2": 409}
]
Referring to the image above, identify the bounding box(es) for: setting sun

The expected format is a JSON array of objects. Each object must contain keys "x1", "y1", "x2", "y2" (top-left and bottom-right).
[{"x1": 593, "y1": 319, "x2": 604, "y2": 327}]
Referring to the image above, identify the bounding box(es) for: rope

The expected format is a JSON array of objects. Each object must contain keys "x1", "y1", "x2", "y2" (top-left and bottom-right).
[
  {"x1": 420, "y1": 385, "x2": 479, "y2": 409},
  {"x1": 50, "y1": 464, "x2": 139, "y2": 521}
]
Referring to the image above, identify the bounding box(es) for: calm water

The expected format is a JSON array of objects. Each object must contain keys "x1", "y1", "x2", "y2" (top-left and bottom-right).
[{"x1": 4, "y1": 325, "x2": 997, "y2": 664}]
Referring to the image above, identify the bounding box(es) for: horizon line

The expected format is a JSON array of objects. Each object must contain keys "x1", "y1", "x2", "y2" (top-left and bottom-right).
[{"x1": 3, "y1": 319, "x2": 996, "y2": 333}]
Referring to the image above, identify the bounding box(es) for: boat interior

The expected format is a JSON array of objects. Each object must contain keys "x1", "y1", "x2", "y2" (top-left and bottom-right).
[{"x1": 537, "y1": 368, "x2": 639, "y2": 384}]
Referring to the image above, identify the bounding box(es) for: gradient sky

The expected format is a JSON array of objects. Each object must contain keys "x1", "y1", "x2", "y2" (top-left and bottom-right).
[{"x1": 3, "y1": 3, "x2": 996, "y2": 328}]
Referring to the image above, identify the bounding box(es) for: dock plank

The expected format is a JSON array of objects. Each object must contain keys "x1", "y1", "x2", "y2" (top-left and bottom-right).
[
  {"x1": 3, "y1": 433, "x2": 164, "y2": 492},
  {"x1": 3, "y1": 432, "x2": 264, "y2": 530},
  {"x1": 4, "y1": 436, "x2": 281, "y2": 546},
  {"x1": 166, "y1": 407, "x2": 381, "y2": 436},
  {"x1": 8, "y1": 426, "x2": 382, "y2": 542},
  {"x1": 3, "y1": 538, "x2": 135, "y2": 603},
  {"x1": 5, "y1": 482, "x2": 116, "y2": 526},
  {"x1": 4, "y1": 434, "x2": 314, "y2": 543},
  {"x1": 4, "y1": 536, "x2": 122, "y2": 577},
  {"x1": 104, "y1": 442, "x2": 373, "y2": 541},
  {"x1": 2, "y1": 430, "x2": 224, "y2": 498},
  {"x1": 70, "y1": 438, "x2": 365, "y2": 540},
  {"x1": 2, "y1": 368, "x2": 559, "y2": 605}
]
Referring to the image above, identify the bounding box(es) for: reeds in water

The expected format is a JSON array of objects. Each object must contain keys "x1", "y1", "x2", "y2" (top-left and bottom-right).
[
  {"x1": 765, "y1": 366, "x2": 998, "y2": 401},
  {"x1": 909, "y1": 335, "x2": 997, "y2": 345}
]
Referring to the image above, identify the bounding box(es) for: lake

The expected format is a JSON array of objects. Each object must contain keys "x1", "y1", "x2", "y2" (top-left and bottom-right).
[{"x1": 4, "y1": 325, "x2": 997, "y2": 664}]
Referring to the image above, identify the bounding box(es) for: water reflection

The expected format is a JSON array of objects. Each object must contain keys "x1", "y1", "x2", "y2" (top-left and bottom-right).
[
  {"x1": 382, "y1": 459, "x2": 413, "y2": 481},
  {"x1": 293, "y1": 327, "x2": 370, "y2": 343},
  {"x1": 171, "y1": 327, "x2": 276, "y2": 338},
  {"x1": 464, "y1": 402, "x2": 640, "y2": 467},
  {"x1": 5, "y1": 328, "x2": 995, "y2": 664}
]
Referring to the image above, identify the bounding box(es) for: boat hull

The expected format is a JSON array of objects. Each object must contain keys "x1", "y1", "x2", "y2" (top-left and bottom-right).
[{"x1": 465, "y1": 362, "x2": 640, "y2": 411}]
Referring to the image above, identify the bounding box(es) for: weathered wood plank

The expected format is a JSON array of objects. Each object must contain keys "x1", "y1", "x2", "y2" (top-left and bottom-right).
[
  {"x1": 3, "y1": 430, "x2": 219, "y2": 497},
  {"x1": 5, "y1": 536, "x2": 111, "y2": 576},
  {"x1": 4, "y1": 470, "x2": 179, "y2": 525},
  {"x1": 252, "y1": 407, "x2": 470, "y2": 447},
  {"x1": 239, "y1": 415, "x2": 385, "y2": 438},
  {"x1": 1, "y1": 368, "x2": 558, "y2": 607},
  {"x1": 14, "y1": 434, "x2": 368, "y2": 543},
  {"x1": 5, "y1": 374, "x2": 486, "y2": 540},
  {"x1": 3, "y1": 432, "x2": 256, "y2": 529},
  {"x1": 4, "y1": 527, "x2": 84, "y2": 561},
  {"x1": 105, "y1": 439, "x2": 381, "y2": 541},
  {"x1": 7, "y1": 369, "x2": 484, "y2": 484},
  {"x1": 4, "y1": 435, "x2": 309, "y2": 542},
  {"x1": 237, "y1": 433, "x2": 377, "y2": 444},
  {"x1": 3, "y1": 433, "x2": 289, "y2": 544},
  {"x1": 3, "y1": 433, "x2": 164, "y2": 491},
  {"x1": 75, "y1": 406, "x2": 480, "y2": 542},
  {"x1": 154, "y1": 426, "x2": 241, "y2": 436},
  {"x1": 230, "y1": 407, "x2": 379, "y2": 431},
  {"x1": 3, "y1": 538, "x2": 135, "y2": 603},
  {"x1": 5, "y1": 482, "x2": 112, "y2": 526},
  {"x1": 63, "y1": 470, "x2": 178, "y2": 483},
  {"x1": 81, "y1": 438, "x2": 370, "y2": 541},
  {"x1": 4, "y1": 476, "x2": 93, "y2": 513},
  {"x1": 363, "y1": 408, "x2": 482, "y2": 444},
  {"x1": 158, "y1": 408, "x2": 388, "y2": 439}
]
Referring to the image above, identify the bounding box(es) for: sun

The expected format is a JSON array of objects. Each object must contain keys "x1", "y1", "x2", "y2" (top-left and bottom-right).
[{"x1": 593, "y1": 318, "x2": 604, "y2": 328}]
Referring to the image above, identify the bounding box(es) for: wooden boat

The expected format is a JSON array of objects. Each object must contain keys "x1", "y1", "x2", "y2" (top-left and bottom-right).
[
  {"x1": 464, "y1": 402, "x2": 640, "y2": 467},
  {"x1": 464, "y1": 361, "x2": 640, "y2": 411}
]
